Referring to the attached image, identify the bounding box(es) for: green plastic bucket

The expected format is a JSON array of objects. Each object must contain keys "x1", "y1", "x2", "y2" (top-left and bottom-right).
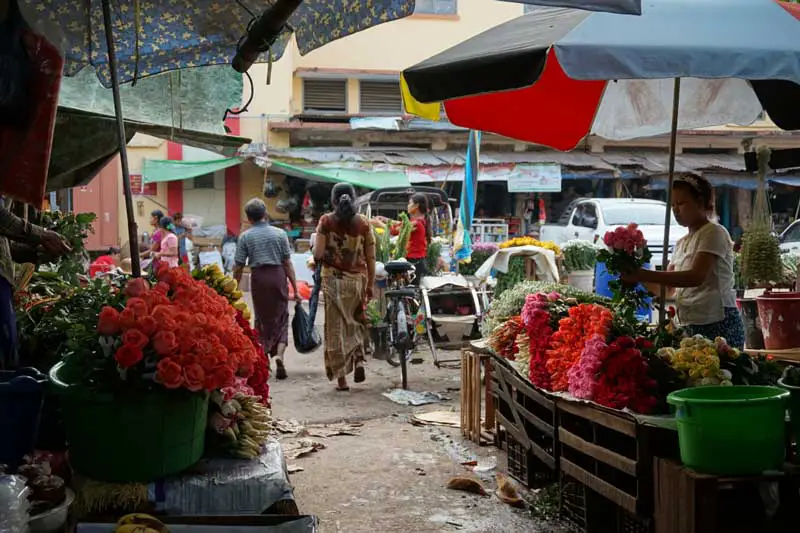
[
  {"x1": 778, "y1": 378, "x2": 800, "y2": 461},
  {"x1": 667, "y1": 386, "x2": 789, "y2": 475},
  {"x1": 49, "y1": 362, "x2": 208, "y2": 483}
]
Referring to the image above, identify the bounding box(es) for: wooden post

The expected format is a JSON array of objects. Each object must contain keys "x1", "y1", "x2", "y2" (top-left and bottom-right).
[{"x1": 482, "y1": 355, "x2": 495, "y2": 432}]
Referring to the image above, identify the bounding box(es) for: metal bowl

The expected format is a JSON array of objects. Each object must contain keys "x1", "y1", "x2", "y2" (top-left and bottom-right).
[{"x1": 29, "y1": 488, "x2": 75, "y2": 533}]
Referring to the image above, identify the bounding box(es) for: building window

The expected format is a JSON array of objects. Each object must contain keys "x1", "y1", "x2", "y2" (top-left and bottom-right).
[
  {"x1": 302, "y1": 79, "x2": 347, "y2": 113},
  {"x1": 193, "y1": 173, "x2": 216, "y2": 189},
  {"x1": 359, "y1": 80, "x2": 403, "y2": 115},
  {"x1": 415, "y1": 0, "x2": 457, "y2": 15}
]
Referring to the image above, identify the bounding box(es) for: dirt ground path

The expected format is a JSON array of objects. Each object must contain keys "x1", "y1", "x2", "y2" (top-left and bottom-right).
[{"x1": 265, "y1": 304, "x2": 565, "y2": 532}]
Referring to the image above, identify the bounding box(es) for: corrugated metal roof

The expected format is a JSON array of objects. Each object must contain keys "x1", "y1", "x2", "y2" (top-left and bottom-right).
[{"x1": 268, "y1": 148, "x2": 745, "y2": 173}]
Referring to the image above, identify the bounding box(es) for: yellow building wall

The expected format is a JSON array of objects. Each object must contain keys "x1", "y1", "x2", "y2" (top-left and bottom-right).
[
  {"x1": 116, "y1": 134, "x2": 170, "y2": 255},
  {"x1": 238, "y1": 0, "x2": 780, "y2": 134},
  {"x1": 240, "y1": 0, "x2": 528, "y2": 137}
]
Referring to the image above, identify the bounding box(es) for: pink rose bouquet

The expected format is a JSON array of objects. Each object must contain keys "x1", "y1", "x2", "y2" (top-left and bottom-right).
[{"x1": 597, "y1": 223, "x2": 652, "y2": 306}]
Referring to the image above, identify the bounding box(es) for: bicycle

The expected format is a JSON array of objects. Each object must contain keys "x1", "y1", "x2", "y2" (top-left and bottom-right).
[{"x1": 382, "y1": 260, "x2": 420, "y2": 390}]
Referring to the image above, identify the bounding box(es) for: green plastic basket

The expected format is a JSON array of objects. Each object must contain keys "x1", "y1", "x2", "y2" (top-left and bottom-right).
[
  {"x1": 50, "y1": 362, "x2": 208, "y2": 483},
  {"x1": 667, "y1": 386, "x2": 789, "y2": 475}
]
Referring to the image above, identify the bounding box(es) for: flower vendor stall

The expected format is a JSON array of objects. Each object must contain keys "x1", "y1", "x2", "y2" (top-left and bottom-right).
[
  {"x1": 474, "y1": 223, "x2": 800, "y2": 533},
  {"x1": 474, "y1": 237, "x2": 562, "y2": 299},
  {"x1": 2, "y1": 223, "x2": 301, "y2": 530}
]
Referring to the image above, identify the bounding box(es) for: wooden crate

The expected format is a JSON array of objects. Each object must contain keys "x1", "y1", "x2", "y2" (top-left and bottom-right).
[
  {"x1": 460, "y1": 344, "x2": 495, "y2": 445},
  {"x1": 557, "y1": 401, "x2": 679, "y2": 518},
  {"x1": 560, "y1": 473, "x2": 651, "y2": 533},
  {"x1": 654, "y1": 458, "x2": 800, "y2": 533},
  {"x1": 490, "y1": 354, "x2": 558, "y2": 487}
]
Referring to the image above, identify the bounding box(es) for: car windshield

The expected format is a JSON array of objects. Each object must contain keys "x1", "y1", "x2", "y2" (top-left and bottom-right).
[{"x1": 602, "y1": 204, "x2": 678, "y2": 226}]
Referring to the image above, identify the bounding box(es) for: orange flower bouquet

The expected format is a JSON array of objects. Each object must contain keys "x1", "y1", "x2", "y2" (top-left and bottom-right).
[
  {"x1": 93, "y1": 267, "x2": 258, "y2": 393},
  {"x1": 545, "y1": 303, "x2": 613, "y2": 391}
]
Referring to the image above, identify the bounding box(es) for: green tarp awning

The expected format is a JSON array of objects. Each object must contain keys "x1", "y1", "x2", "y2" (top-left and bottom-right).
[
  {"x1": 142, "y1": 158, "x2": 244, "y2": 183},
  {"x1": 269, "y1": 160, "x2": 410, "y2": 189}
]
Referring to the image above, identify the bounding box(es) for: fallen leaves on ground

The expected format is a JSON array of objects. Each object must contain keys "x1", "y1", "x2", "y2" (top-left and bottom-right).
[
  {"x1": 446, "y1": 476, "x2": 486, "y2": 496},
  {"x1": 496, "y1": 474, "x2": 526, "y2": 508}
]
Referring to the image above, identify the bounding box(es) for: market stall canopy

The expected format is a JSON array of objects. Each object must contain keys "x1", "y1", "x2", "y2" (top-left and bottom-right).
[
  {"x1": 142, "y1": 158, "x2": 245, "y2": 184},
  {"x1": 500, "y1": 0, "x2": 641, "y2": 15},
  {"x1": 264, "y1": 147, "x2": 758, "y2": 183},
  {"x1": 59, "y1": 65, "x2": 241, "y2": 135},
  {"x1": 19, "y1": 0, "x2": 417, "y2": 86},
  {"x1": 49, "y1": 108, "x2": 249, "y2": 191},
  {"x1": 402, "y1": 0, "x2": 800, "y2": 150},
  {"x1": 259, "y1": 159, "x2": 410, "y2": 190}
]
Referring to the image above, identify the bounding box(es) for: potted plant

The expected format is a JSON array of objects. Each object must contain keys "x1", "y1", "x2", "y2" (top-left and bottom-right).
[
  {"x1": 50, "y1": 267, "x2": 260, "y2": 483},
  {"x1": 562, "y1": 240, "x2": 598, "y2": 292},
  {"x1": 366, "y1": 299, "x2": 389, "y2": 360}
]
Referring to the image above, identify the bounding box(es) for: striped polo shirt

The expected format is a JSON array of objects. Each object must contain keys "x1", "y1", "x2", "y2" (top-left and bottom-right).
[{"x1": 234, "y1": 221, "x2": 291, "y2": 267}]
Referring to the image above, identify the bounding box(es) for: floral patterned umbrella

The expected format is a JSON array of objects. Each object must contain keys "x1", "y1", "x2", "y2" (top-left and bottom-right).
[{"x1": 19, "y1": 0, "x2": 415, "y2": 86}]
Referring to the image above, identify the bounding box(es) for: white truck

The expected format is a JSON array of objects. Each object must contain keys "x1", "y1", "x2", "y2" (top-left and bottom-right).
[
  {"x1": 779, "y1": 220, "x2": 800, "y2": 254},
  {"x1": 539, "y1": 198, "x2": 688, "y2": 268}
]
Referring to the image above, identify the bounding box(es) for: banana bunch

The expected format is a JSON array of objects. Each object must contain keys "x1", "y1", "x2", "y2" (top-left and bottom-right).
[
  {"x1": 193, "y1": 264, "x2": 251, "y2": 320},
  {"x1": 208, "y1": 392, "x2": 272, "y2": 460},
  {"x1": 115, "y1": 514, "x2": 169, "y2": 533}
]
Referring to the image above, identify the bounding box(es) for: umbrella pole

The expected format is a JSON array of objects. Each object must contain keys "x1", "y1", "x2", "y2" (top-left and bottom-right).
[
  {"x1": 101, "y1": 0, "x2": 141, "y2": 277},
  {"x1": 658, "y1": 78, "x2": 681, "y2": 324}
]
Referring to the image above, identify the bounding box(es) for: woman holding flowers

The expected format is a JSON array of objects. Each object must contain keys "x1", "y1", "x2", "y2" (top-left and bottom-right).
[
  {"x1": 622, "y1": 174, "x2": 744, "y2": 348},
  {"x1": 372, "y1": 192, "x2": 432, "y2": 283}
]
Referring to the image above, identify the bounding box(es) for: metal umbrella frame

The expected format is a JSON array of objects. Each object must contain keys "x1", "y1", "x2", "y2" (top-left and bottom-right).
[{"x1": 404, "y1": 0, "x2": 800, "y2": 322}]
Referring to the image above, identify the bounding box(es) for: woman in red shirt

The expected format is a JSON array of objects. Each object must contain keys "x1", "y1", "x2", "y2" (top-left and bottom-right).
[{"x1": 375, "y1": 193, "x2": 432, "y2": 283}]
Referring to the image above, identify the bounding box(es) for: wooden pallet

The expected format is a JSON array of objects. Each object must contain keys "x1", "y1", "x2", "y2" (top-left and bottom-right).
[
  {"x1": 491, "y1": 354, "x2": 559, "y2": 487},
  {"x1": 654, "y1": 458, "x2": 800, "y2": 533},
  {"x1": 557, "y1": 401, "x2": 679, "y2": 518},
  {"x1": 743, "y1": 346, "x2": 800, "y2": 363},
  {"x1": 460, "y1": 344, "x2": 495, "y2": 445}
]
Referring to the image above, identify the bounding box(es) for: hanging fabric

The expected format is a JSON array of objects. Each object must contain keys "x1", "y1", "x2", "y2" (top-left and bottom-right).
[
  {"x1": 0, "y1": 0, "x2": 32, "y2": 127},
  {"x1": 0, "y1": 8, "x2": 63, "y2": 205}
]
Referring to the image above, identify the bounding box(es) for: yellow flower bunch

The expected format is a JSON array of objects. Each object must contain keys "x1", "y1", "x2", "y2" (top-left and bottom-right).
[
  {"x1": 657, "y1": 335, "x2": 734, "y2": 386},
  {"x1": 499, "y1": 236, "x2": 561, "y2": 255},
  {"x1": 194, "y1": 264, "x2": 252, "y2": 320}
]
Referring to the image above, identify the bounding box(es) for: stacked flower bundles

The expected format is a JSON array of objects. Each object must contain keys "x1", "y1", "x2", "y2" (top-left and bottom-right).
[
  {"x1": 97, "y1": 267, "x2": 260, "y2": 393},
  {"x1": 657, "y1": 336, "x2": 745, "y2": 387},
  {"x1": 518, "y1": 292, "x2": 659, "y2": 414},
  {"x1": 568, "y1": 335, "x2": 658, "y2": 413},
  {"x1": 521, "y1": 292, "x2": 559, "y2": 390},
  {"x1": 547, "y1": 303, "x2": 613, "y2": 392}
]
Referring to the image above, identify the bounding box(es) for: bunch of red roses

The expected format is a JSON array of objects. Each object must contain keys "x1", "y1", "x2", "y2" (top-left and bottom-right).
[
  {"x1": 592, "y1": 336, "x2": 658, "y2": 414},
  {"x1": 96, "y1": 267, "x2": 259, "y2": 392},
  {"x1": 236, "y1": 311, "x2": 270, "y2": 406}
]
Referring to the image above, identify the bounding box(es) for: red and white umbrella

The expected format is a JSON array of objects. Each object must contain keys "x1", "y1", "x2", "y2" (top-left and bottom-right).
[{"x1": 403, "y1": 0, "x2": 800, "y2": 151}]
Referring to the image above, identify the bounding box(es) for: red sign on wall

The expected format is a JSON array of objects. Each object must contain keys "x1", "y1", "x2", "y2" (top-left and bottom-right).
[{"x1": 130, "y1": 174, "x2": 157, "y2": 196}]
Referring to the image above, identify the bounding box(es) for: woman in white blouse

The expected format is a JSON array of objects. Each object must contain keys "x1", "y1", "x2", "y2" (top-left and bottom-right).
[{"x1": 623, "y1": 174, "x2": 744, "y2": 348}]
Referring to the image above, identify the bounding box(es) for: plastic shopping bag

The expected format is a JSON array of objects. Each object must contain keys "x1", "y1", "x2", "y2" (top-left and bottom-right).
[{"x1": 292, "y1": 302, "x2": 321, "y2": 354}]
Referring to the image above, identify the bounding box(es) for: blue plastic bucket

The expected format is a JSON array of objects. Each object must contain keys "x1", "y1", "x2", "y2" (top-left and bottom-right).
[
  {"x1": 0, "y1": 368, "x2": 47, "y2": 469},
  {"x1": 595, "y1": 261, "x2": 652, "y2": 321}
]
